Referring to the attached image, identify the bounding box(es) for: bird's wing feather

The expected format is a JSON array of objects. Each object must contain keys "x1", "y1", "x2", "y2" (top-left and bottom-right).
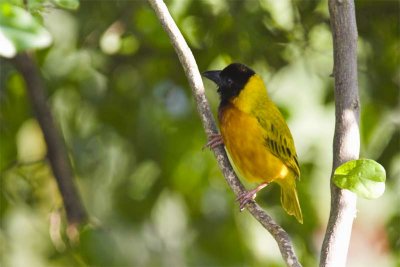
[{"x1": 253, "y1": 102, "x2": 300, "y2": 178}]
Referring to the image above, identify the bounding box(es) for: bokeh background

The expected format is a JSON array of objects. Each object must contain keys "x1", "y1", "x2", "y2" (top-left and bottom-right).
[{"x1": 1, "y1": 0, "x2": 399, "y2": 266}]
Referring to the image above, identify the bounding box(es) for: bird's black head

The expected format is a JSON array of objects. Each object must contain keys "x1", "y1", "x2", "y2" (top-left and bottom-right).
[{"x1": 203, "y1": 63, "x2": 255, "y2": 105}]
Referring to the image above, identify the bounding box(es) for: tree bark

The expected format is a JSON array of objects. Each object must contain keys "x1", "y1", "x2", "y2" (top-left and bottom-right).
[
  {"x1": 320, "y1": 0, "x2": 360, "y2": 266},
  {"x1": 147, "y1": 0, "x2": 301, "y2": 266},
  {"x1": 11, "y1": 53, "x2": 87, "y2": 226}
]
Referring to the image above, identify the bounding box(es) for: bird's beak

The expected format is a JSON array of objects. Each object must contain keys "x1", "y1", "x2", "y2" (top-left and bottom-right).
[{"x1": 202, "y1": 70, "x2": 222, "y2": 86}]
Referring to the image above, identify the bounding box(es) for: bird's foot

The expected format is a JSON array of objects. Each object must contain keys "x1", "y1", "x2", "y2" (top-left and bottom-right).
[
  {"x1": 203, "y1": 133, "x2": 224, "y2": 150},
  {"x1": 236, "y1": 182, "x2": 269, "y2": 211}
]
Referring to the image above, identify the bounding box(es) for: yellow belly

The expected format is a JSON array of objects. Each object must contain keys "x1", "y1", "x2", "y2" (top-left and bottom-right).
[{"x1": 220, "y1": 106, "x2": 289, "y2": 183}]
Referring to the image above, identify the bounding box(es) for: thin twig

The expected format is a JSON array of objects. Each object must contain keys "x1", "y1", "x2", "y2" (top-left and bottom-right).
[
  {"x1": 146, "y1": 0, "x2": 301, "y2": 266},
  {"x1": 11, "y1": 52, "x2": 87, "y2": 226},
  {"x1": 320, "y1": 0, "x2": 360, "y2": 266}
]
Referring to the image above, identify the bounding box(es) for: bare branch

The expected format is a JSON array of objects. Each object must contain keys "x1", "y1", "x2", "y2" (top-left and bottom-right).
[
  {"x1": 11, "y1": 52, "x2": 87, "y2": 226},
  {"x1": 320, "y1": 0, "x2": 360, "y2": 266},
  {"x1": 147, "y1": 0, "x2": 301, "y2": 266}
]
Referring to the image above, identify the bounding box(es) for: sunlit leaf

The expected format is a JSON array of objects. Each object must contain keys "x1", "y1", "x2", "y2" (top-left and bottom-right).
[
  {"x1": 51, "y1": 0, "x2": 79, "y2": 10},
  {"x1": 0, "y1": 3, "x2": 52, "y2": 57},
  {"x1": 333, "y1": 159, "x2": 386, "y2": 199}
]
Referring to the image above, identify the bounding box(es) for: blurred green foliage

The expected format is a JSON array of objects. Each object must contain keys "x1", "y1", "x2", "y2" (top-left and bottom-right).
[
  {"x1": 0, "y1": 2, "x2": 52, "y2": 57},
  {"x1": 0, "y1": 0, "x2": 399, "y2": 266}
]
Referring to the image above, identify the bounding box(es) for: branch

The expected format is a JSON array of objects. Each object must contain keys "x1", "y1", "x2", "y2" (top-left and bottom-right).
[
  {"x1": 320, "y1": 0, "x2": 360, "y2": 266},
  {"x1": 11, "y1": 52, "x2": 87, "y2": 226},
  {"x1": 147, "y1": 0, "x2": 301, "y2": 266}
]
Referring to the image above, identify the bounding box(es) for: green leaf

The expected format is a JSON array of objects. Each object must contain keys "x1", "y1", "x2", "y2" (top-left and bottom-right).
[
  {"x1": 0, "y1": 3, "x2": 52, "y2": 58},
  {"x1": 51, "y1": 0, "x2": 79, "y2": 10},
  {"x1": 333, "y1": 159, "x2": 386, "y2": 199}
]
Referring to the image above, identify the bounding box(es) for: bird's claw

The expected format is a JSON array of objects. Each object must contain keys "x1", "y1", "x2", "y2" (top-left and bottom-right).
[
  {"x1": 203, "y1": 133, "x2": 224, "y2": 150},
  {"x1": 236, "y1": 182, "x2": 269, "y2": 211},
  {"x1": 236, "y1": 190, "x2": 257, "y2": 211}
]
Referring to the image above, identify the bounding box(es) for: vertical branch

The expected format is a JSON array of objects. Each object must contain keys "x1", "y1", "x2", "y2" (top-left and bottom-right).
[
  {"x1": 147, "y1": 0, "x2": 301, "y2": 266},
  {"x1": 320, "y1": 0, "x2": 360, "y2": 266},
  {"x1": 11, "y1": 52, "x2": 87, "y2": 226}
]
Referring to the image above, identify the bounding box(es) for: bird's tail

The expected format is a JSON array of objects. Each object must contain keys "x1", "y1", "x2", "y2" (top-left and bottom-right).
[{"x1": 275, "y1": 174, "x2": 303, "y2": 224}]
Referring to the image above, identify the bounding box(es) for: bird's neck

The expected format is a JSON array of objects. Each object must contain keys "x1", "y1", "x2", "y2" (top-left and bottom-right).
[{"x1": 230, "y1": 75, "x2": 270, "y2": 114}]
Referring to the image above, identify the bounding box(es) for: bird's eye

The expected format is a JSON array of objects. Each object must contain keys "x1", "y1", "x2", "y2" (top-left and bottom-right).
[{"x1": 226, "y1": 78, "x2": 233, "y2": 86}]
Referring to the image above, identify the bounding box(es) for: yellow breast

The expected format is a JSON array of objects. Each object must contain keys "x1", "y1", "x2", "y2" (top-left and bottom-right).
[{"x1": 219, "y1": 104, "x2": 289, "y2": 183}]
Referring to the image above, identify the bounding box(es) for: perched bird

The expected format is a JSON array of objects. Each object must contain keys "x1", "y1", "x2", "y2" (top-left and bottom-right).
[{"x1": 203, "y1": 63, "x2": 303, "y2": 223}]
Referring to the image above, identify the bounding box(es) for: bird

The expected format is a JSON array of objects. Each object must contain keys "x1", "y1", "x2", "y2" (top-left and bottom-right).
[{"x1": 203, "y1": 63, "x2": 303, "y2": 223}]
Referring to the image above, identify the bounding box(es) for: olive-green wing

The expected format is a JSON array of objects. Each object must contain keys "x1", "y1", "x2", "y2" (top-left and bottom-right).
[{"x1": 253, "y1": 102, "x2": 300, "y2": 178}]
